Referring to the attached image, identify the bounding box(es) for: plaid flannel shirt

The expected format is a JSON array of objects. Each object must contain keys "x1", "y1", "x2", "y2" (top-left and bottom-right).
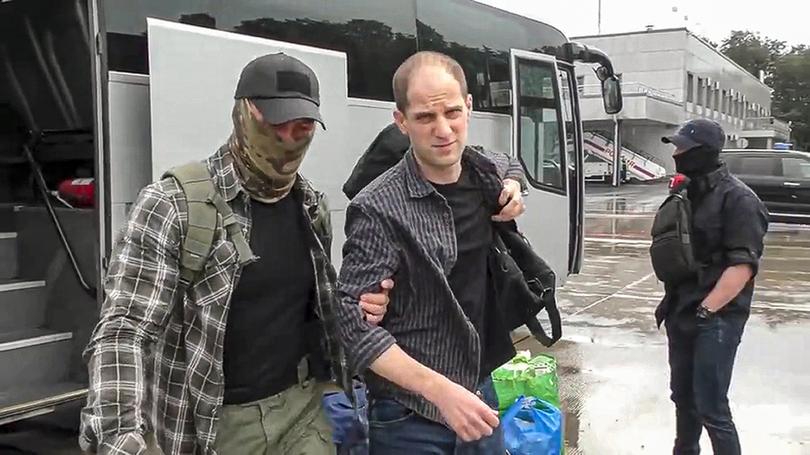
[{"x1": 79, "y1": 146, "x2": 348, "y2": 455}]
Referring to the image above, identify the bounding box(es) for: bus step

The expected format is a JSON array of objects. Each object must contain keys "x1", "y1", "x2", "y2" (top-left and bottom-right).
[
  {"x1": 0, "y1": 233, "x2": 18, "y2": 280},
  {"x1": 0, "y1": 329, "x2": 73, "y2": 390},
  {"x1": 0, "y1": 382, "x2": 87, "y2": 426},
  {"x1": 0, "y1": 280, "x2": 47, "y2": 332}
]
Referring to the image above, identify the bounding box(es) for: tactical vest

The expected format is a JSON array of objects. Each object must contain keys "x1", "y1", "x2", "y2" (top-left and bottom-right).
[
  {"x1": 649, "y1": 185, "x2": 697, "y2": 285},
  {"x1": 162, "y1": 162, "x2": 254, "y2": 284}
]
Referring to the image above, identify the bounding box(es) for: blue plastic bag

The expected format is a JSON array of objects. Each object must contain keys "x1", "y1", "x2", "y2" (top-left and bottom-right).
[
  {"x1": 502, "y1": 395, "x2": 563, "y2": 455},
  {"x1": 322, "y1": 382, "x2": 369, "y2": 454}
]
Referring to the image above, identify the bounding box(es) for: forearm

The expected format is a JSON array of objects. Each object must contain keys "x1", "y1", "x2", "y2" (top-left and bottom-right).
[
  {"x1": 81, "y1": 321, "x2": 153, "y2": 453},
  {"x1": 369, "y1": 344, "x2": 449, "y2": 403},
  {"x1": 504, "y1": 161, "x2": 526, "y2": 190},
  {"x1": 702, "y1": 264, "x2": 753, "y2": 312},
  {"x1": 80, "y1": 183, "x2": 181, "y2": 453}
]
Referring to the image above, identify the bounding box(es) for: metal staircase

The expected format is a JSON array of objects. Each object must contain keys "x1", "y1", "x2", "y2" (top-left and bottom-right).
[
  {"x1": 0, "y1": 204, "x2": 90, "y2": 426},
  {"x1": 583, "y1": 131, "x2": 667, "y2": 181}
]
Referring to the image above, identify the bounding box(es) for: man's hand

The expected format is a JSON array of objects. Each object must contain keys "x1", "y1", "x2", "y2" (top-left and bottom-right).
[
  {"x1": 492, "y1": 178, "x2": 526, "y2": 222},
  {"x1": 423, "y1": 376, "x2": 500, "y2": 442},
  {"x1": 700, "y1": 264, "x2": 753, "y2": 313},
  {"x1": 369, "y1": 346, "x2": 498, "y2": 442},
  {"x1": 360, "y1": 279, "x2": 394, "y2": 325}
]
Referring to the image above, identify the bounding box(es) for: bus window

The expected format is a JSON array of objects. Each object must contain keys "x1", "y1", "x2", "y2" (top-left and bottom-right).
[
  {"x1": 216, "y1": 0, "x2": 417, "y2": 101},
  {"x1": 104, "y1": 0, "x2": 418, "y2": 101},
  {"x1": 415, "y1": 0, "x2": 565, "y2": 114},
  {"x1": 515, "y1": 57, "x2": 566, "y2": 192}
]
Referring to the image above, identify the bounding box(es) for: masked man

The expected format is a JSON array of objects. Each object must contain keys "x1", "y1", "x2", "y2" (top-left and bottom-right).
[
  {"x1": 655, "y1": 119, "x2": 768, "y2": 455},
  {"x1": 80, "y1": 53, "x2": 390, "y2": 455}
]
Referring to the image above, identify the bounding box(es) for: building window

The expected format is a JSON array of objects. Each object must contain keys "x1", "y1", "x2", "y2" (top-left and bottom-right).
[
  {"x1": 696, "y1": 77, "x2": 704, "y2": 106},
  {"x1": 686, "y1": 73, "x2": 694, "y2": 103},
  {"x1": 715, "y1": 89, "x2": 720, "y2": 112},
  {"x1": 721, "y1": 90, "x2": 727, "y2": 114}
]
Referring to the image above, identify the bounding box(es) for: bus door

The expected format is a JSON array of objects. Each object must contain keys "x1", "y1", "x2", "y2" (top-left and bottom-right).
[{"x1": 509, "y1": 49, "x2": 578, "y2": 284}]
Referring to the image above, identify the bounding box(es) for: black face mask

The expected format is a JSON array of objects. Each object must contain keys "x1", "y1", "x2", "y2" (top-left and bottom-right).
[{"x1": 673, "y1": 145, "x2": 720, "y2": 178}]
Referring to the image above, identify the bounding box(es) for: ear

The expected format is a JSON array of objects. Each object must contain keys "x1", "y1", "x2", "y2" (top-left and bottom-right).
[
  {"x1": 465, "y1": 94, "x2": 473, "y2": 117},
  {"x1": 246, "y1": 99, "x2": 264, "y2": 124},
  {"x1": 393, "y1": 110, "x2": 408, "y2": 136}
]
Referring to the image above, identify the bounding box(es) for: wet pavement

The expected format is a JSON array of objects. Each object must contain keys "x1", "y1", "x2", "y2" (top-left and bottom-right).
[
  {"x1": 514, "y1": 182, "x2": 810, "y2": 454},
  {"x1": 4, "y1": 182, "x2": 810, "y2": 454}
]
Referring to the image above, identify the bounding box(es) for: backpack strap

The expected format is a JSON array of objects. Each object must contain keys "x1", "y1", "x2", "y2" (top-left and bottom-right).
[
  {"x1": 210, "y1": 190, "x2": 254, "y2": 266},
  {"x1": 163, "y1": 162, "x2": 253, "y2": 285}
]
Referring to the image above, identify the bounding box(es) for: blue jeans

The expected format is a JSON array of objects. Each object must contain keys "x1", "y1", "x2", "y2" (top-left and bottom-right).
[
  {"x1": 367, "y1": 377, "x2": 505, "y2": 455},
  {"x1": 323, "y1": 382, "x2": 370, "y2": 455},
  {"x1": 666, "y1": 314, "x2": 745, "y2": 455}
]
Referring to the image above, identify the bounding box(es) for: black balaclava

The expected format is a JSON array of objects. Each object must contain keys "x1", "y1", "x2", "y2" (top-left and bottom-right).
[{"x1": 674, "y1": 145, "x2": 721, "y2": 178}]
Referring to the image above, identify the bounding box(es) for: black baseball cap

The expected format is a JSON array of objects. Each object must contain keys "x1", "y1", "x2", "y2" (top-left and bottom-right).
[
  {"x1": 234, "y1": 53, "x2": 324, "y2": 128},
  {"x1": 661, "y1": 118, "x2": 725, "y2": 151}
]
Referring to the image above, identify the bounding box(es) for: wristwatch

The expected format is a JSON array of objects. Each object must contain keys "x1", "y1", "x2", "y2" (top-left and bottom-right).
[{"x1": 696, "y1": 304, "x2": 715, "y2": 320}]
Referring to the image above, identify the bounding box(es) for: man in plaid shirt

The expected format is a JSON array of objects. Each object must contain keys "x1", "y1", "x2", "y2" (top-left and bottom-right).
[{"x1": 79, "y1": 54, "x2": 390, "y2": 455}]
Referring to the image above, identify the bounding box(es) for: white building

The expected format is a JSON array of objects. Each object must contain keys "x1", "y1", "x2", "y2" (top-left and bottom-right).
[{"x1": 574, "y1": 28, "x2": 790, "y2": 174}]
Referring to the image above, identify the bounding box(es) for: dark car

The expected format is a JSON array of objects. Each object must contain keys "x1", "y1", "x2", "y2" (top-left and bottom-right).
[{"x1": 721, "y1": 149, "x2": 810, "y2": 224}]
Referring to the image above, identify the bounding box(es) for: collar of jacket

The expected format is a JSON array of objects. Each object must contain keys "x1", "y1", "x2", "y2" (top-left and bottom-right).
[
  {"x1": 207, "y1": 144, "x2": 323, "y2": 212},
  {"x1": 403, "y1": 146, "x2": 502, "y2": 200},
  {"x1": 690, "y1": 163, "x2": 730, "y2": 194}
]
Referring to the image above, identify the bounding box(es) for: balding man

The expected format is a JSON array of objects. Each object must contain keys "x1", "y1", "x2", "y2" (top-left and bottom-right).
[{"x1": 335, "y1": 51, "x2": 529, "y2": 453}]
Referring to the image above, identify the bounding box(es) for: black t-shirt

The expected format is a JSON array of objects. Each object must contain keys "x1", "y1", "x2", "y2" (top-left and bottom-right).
[
  {"x1": 433, "y1": 163, "x2": 494, "y2": 374},
  {"x1": 223, "y1": 192, "x2": 315, "y2": 404}
]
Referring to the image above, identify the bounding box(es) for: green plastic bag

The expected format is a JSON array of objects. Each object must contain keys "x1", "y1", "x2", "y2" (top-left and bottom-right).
[{"x1": 493, "y1": 351, "x2": 560, "y2": 414}]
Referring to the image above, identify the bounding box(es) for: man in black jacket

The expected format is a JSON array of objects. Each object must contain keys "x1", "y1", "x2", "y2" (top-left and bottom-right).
[
  {"x1": 343, "y1": 123, "x2": 410, "y2": 200},
  {"x1": 656, "y1": 119, "x2": 768, "y2": 455}
]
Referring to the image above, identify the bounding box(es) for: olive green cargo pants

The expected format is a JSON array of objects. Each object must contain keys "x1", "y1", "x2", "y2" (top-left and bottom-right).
[{"x1": 213, "y1": 379, "x2": 335, "y2": 455}]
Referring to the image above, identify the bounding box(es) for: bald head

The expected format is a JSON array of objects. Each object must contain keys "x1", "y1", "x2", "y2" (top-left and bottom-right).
[{"x1": 393, "y1": 51, "x2": 468, "y2": 113}]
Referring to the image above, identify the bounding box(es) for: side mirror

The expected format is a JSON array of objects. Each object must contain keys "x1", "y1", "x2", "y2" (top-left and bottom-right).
[
  {"x1": 560, "y1": 42, "x2": 623, "y2": 115},
  {"x1": 601, "y1": 76, "x2": 623, "y2": 115}
]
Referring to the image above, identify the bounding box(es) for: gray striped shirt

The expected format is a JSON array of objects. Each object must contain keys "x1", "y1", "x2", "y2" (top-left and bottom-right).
[{"x1": 336, "y1": 146, "x2": 525, "y2": 423}]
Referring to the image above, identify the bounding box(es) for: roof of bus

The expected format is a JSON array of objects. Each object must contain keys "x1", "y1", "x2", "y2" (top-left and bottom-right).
[{"x1": 469, "y1": 0, "x2": 568, "y2": 42}]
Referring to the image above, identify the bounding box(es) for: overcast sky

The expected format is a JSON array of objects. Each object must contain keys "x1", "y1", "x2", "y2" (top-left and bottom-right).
[{"x1": 475, "y1": 0, "x2": 808, "y2": 47}]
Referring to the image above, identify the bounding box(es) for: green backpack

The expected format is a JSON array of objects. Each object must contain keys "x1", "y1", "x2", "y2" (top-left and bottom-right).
[{"x1": 162, "y1": 162, "x2": 254, "y2": 284}]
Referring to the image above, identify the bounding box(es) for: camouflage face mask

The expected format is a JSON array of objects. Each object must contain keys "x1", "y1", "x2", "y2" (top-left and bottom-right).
[{"x1": 228, "y1": 99, "x2": 313, "y2": 203}]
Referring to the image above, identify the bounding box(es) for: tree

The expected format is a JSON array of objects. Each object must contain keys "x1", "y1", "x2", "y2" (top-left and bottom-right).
[
  {"x1": 718, "y1": 31, "x2": 809, "y2": 149},
  {"x1": 771, "y1": 47, "x2": 810, "y2": 150},
  {"x1": 720, "y1": 30, "x2": 785, "y2": 80}
]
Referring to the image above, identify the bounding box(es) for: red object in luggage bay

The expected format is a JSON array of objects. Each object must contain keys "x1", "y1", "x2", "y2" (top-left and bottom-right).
[{"x1": 57, "y1": 178, "x2": 95, "y2": 208}]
